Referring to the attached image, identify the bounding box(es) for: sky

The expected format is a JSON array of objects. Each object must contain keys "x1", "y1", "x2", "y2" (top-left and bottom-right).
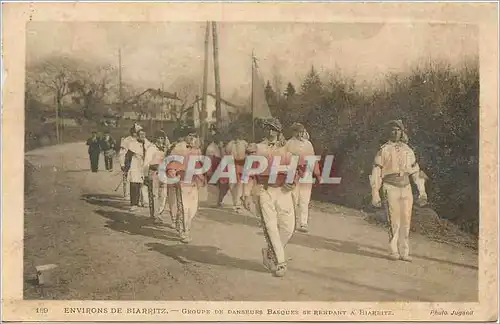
[{"x1": 26, "y1": 22, "x2": 478, "y2": 104}]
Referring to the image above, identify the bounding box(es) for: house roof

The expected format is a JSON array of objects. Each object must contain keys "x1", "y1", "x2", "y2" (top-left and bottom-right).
[
  {"x1": 123, "y1": 88, "x2": 181, "y2": 105},
  {"x1": 202, "y1": 94, "x2": 245, "y2": 110},
  {"x1": 145, "y1": 88, "x2": 181, "y2": 100}
]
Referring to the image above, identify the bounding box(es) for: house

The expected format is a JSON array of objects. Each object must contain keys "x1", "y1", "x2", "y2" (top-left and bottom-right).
[
  {"x1": 121, "y1": 88, "x2": 183, "y2": 121},
  {"x1": 122, "y1": 111, "x2": 141, "y2": 120}
]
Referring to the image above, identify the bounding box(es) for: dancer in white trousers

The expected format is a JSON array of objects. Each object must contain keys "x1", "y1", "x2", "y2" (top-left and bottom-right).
[
  {"x1": 285, "y1": 122, "x2": 322, "y2": 233},
  {"x1": 166, "y1": 133, "x2": 204, "y2": 243},
  {"x1": 243, "y1": 117, "x2": 295, "y2": 277},
  {"x1": 119, "y1": 125, "x2": 140, "y2": 199},
  {"x1": 143, "y1": 130, "x2": 169, "y2": 223},
  {"x1": 370, "y1": 119, "x2": 429, "y2": 262},
  {"x1": 224, "y1": 128, "x2": 249, "y2": 213}
]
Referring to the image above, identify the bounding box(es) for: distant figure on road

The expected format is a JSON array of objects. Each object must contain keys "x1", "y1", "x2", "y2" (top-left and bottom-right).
[
  {"x1": 86, "y1": 131, "x2": 101, "y2": 173},
  {"x1": 370, "y1": 119, "x2": 429, "y2": 262},
  {"x1": 242, "y1": 117, "x2": 295, "y2": 278},
  {"x1": 285, "y1": 122, "x2": 322, "y2": 233},
  {"x1": 100, "y1": 131, "x2": 116, "y2": 172}
]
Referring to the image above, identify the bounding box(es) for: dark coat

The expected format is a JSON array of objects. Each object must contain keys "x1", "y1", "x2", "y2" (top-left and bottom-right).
[{"x1": 86, "y1": 137, "x2": 101, "y2": 155}]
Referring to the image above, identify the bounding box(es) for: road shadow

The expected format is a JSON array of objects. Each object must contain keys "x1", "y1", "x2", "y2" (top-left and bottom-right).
[
  {"x1": 146, "y1": 242, "x2": 269, "y2": 273},
  {"x1": 82, "y1": 194, "x2": 130, "y2": 210},
  {"x1": 200, "y1": 207, "x2": 261, "y2": 228},
  {"x1": 95, "y1": 209, "x2": 179, "y2": 242},
  {"x1": 65, "y1": 169, "x2": 91, "y2": 173},
  {"x1": 201, "y1": 204, "x2": 477, "y2": 270},
  {"x1": 292, "y1": 232, "x2": 478, "y2": 270},
  {"x1": 284, "y1": 232, "x2": 392, "y2": 261}
]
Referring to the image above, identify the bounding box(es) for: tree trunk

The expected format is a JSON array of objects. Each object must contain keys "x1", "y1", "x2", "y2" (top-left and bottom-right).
[
  {"x1": 55, "y1": 96, "x2": 60, "y2": 144},
  {"x1": 60, "y1": 100, "x2": 64, "y2": 143}
]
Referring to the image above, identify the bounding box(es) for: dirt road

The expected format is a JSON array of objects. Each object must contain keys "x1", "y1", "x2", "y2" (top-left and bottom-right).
[{"x1": 23, "y1": 142, "x2": 478, "y2": 301}]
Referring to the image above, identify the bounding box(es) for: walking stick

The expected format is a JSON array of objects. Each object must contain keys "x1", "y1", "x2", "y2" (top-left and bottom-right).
[
  {"x1": 157, "y1": 186, "x2": 168, "y2": 214},
  {"x1": 122, "y1": 172, "x2": 127, "y2": 198},
  {"x1": 114, "y1": 177, "x2": 123, "y2": 192},
  {"x1": 175, "y1": 181, "x2": 185, "y2": 236},
  {"x1": 147, "y1": 173, "x2": 155, "y2": 219}
]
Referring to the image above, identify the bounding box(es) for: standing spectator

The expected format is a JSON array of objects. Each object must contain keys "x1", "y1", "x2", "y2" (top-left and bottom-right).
[
  {"x1": 86, "y1": 131, "x2": 101, "y2": 172},
  {"x1": 100, "y1": 131, "x2": 116, "y2": 172}
]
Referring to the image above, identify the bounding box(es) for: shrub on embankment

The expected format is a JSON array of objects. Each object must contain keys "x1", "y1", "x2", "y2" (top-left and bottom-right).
[
  {"x1": 24, "y1": 160, "x2": 36, "y2": 195},
  {"x1": 264, "y1": 59, "x2": 479, "y2": 241}
]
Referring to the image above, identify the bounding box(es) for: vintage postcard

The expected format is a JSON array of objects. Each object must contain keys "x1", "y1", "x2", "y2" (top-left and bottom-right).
[{"x1": 1, "y1": 1, "x2": 498, "y2": 322}]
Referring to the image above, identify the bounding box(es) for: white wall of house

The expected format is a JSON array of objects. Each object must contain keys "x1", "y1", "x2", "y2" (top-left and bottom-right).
[
  {"x1": 193, "y1": 95, "x2": 240, "y2": 128},
  {"x1": 124, "y1": 96, "x2": 183, "y2": 121},
  {"x1": 43, "y1": 117, "x2": 79, "y2": 126}
]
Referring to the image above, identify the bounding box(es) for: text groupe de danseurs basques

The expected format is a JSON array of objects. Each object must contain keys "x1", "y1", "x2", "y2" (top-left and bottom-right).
[{"x1": 180, "y1": 309, "x2": 349, "y2": 316}]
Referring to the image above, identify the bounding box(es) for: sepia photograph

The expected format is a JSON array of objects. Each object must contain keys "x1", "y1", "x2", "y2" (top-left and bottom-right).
[{"x1": 2, "y1": 2, "x2": 498, "y2": 322}]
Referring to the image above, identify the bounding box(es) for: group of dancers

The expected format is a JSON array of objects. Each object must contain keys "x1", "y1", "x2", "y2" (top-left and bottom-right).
[
  {"x1": 117, "y1": 118, "x2": 320, "y2": 277},
  {"x1": 117, "y1": 117, "x2": 429, "y2": 277}
]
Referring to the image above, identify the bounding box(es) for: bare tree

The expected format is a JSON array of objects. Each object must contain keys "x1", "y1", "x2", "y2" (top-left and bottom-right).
[
  {"x1": 26, "y1": 56, "x2": 80, "y2": 143},
  {"x1": 69, "y1": 63, "x2": 118, "y2": 120},
  {"x1": 168, "y1": 76, "x2": 200, "y2": 123}
]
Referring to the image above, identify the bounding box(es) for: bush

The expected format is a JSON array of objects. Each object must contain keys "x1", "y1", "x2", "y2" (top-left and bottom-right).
[{"x1": 268, "y1": 59, "x2": 479, "y2": 238}]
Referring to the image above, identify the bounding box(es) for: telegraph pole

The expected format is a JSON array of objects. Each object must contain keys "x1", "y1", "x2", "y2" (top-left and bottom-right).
[
  {"x1": 201, "y1": 21, "x2": 210, "y2": 144},
  {"x1": 251, "y1": 50, "x2": 255, "y2": 142},
  {"x1": 161, "y1": 82, "x2": 165, "y2": 130},
  {"x1": 118, "y1": 48, "x2": 123, "y2": 114},
  {"x1": 212, "y1": 21, "x2": 222, "y2": 130}
]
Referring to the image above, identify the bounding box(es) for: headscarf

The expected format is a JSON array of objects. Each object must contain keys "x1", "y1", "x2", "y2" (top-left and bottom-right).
[
  {"x1": 290, "y1": 122, "x2": 309, "y2": 141},
  {"x1": 386, "y1": 119, "x2": 408, "y2": 144},
  {"x1": 185, "y1": 133, "x2": 200, "y2": 149},
  {"x1": 261, "y1": 117, "x2": 283, "y2": 133}
]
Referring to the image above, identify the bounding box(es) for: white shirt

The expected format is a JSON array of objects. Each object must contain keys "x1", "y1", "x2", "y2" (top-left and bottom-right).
[
  {"x1": 119, "y1": 136, "x2": 135, "y2": 167},
  {"x1": 225, "y1": 139, "x2": 248, "y2": 161},
  {"x1": 285, "y1": 137, "x2": 315, "y2": 165},
  {"x1": 374, "y1": 141, "x2": 419, "y2": 177},
  {"x1": 205, "y1": 142, "x2": 222, "y2": 158}
]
